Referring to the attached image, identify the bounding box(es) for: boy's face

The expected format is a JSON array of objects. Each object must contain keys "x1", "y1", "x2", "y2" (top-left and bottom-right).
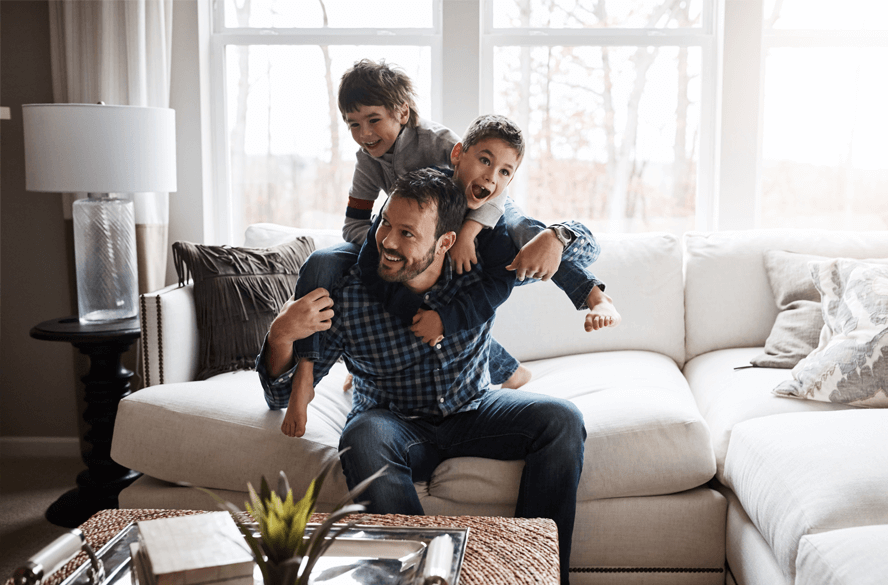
[
  {"x1": 450, "y1": 138, "x2": 521, "y2": 210},
  {"x1": 345, "y1": 103, "x2": 409, "y2": 158}
]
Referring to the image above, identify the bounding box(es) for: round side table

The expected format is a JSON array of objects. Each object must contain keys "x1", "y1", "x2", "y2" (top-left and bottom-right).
[{"x1": 30, "y1": 316, "x2": 143, "y2": 528}]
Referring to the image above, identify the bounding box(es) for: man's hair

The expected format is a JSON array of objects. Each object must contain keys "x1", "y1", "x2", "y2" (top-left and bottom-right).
[
  {"x1": 390, "y1": 168, "x2": 466, "y2": 240},
  {"x1": 338, "y1": 59, "x2": 419, "y2": 127},
  {"x1": 461, "y1": 114, "x2": 525, "y2": 160}
]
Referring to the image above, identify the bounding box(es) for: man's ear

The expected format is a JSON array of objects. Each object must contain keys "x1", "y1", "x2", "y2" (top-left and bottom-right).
[
  {"x1": 450, "y1": 142, "x2": 464, "y2": 167},
  {"x1": 437, "y1": 231, "x2": 457, "y2": 256}
]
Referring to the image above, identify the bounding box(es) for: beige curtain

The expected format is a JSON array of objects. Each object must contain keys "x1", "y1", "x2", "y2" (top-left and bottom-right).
[{"x1": 48, "y1": 0, "x2": 174, "y2": 294}]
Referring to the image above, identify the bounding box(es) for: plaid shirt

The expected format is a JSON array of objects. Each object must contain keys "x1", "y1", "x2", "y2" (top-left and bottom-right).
[{"x1": 257, "y1": 256, "x2": 510, "y2": 419}]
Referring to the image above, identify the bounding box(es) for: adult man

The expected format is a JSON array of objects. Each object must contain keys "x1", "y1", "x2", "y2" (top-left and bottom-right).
[{"x1": 257, "y1": 168, "x2": 585, "y2": 584}]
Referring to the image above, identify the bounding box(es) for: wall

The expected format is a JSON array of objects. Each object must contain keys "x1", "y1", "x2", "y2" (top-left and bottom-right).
[{"x1": 0, "y1": 0, "x2": 80, "y2": 450}]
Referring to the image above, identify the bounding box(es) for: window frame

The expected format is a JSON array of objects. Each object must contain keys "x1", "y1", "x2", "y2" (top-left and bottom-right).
[{"x1": 205, "y1": 0, "x2": 726, "y2": 242}]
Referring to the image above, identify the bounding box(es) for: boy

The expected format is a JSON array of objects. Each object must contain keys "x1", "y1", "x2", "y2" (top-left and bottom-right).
[
  {"x1": 280, "y1": 114, "x2": 616, "y2": 439},
  {"x1": 292, "y1": 60, "x2": 618, "y2": 389}
]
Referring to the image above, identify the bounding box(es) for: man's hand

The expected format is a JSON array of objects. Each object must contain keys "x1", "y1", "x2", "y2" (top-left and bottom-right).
[
  {"x1": 269, "y1": 288, "x2": 334, "y2": 345},
  {"x1": 411, "y1": 309, "x2": 444, "y2": 346},
  {"x1": 450, "y1": 229, "x2": 479, "y2": 275},
  {"x1": 266, "y1": 288, "x2": 334, "y2": 379},
  {"x1": 506, "y1": 228, "x2": 564, "y2": 281},
  {"x1": 281, "y1": 359, "x2": 315, "y2": 438}
]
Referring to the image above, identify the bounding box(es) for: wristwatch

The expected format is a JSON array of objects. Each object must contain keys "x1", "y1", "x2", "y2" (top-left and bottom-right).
[{"x1": 548, "y1": 224, "x2": 575, "y2": 248}]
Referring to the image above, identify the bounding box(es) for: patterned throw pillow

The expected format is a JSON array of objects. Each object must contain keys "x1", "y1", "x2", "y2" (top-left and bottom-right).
[
  {"x1": 773, "y1": 259, "x2": 888, "y2": 407},
  {"x1": 172, "y1": 238, "x2": 314, "y2": 380}
]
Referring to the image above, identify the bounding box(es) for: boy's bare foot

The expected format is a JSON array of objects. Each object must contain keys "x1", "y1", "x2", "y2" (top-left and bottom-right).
[
  {"x1": 343, "y1": 373, "x2": 353, "y2": 392},
  {"x1": 502, "y1": 364, "x2": 532, "y2": 389},
  {"x1": 584, "y1": 286, "x2": 621, "y2": 332},
  {"x1": 585, "y1": 299, "x2": 621, "y2": 331},
  {"x1": 281, "y1": 393, "x2": 312, "y2": 437}
]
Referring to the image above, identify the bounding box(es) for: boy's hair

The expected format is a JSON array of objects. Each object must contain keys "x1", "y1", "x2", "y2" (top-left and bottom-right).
[
  {"x1": 461, "y1": 114, "x2": 525, "y2": 160},
  {"x1": 390, "y1": 168, "x2": 466, "y2": 239},
  {"x1": 338, "y1": 59, "x2": 419, "y2": 127}
]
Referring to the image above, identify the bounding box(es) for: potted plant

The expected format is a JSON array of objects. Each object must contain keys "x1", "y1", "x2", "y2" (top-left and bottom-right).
[{"x1": 195, "y1": 449, "x2": 385, "y2": 585}]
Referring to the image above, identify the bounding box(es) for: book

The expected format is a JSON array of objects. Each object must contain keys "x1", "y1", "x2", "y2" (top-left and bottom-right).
[{"x1": 135, "y1": 512, "x2": 255, "y2": 585}]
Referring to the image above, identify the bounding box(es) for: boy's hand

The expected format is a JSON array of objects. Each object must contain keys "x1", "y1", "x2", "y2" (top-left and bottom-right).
[
  {"x1": 506, "y1": 229, "x2": 564, "y2": 281},
  {"x1": 411, "y1": 309, "x2": 444, "y2": 346},
  {"x1": 450, "y1": 230, "x2": 479, "y2": 275}
]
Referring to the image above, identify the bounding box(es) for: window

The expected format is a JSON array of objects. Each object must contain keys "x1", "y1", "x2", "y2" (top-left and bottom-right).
[
  {"x1": 208, "y1": 0, "x2": 720, "y2": 243},
  {"x1": 485, "y1": 0, "x2": 717, "y2": 234},
  {"x1": 758, "y1": 0, "x2": 888, "y2": 230}
]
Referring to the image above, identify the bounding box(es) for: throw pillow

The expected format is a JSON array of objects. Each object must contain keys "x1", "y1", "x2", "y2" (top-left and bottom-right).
[
  {"x1": 172, "y1": 238, "x2": 314, "y2": 380},
  {"x1": 752, "y1": 251, "x2": 888, "y2": 368},
  {"x1": 751, "y1": 251, "x2": 827, "y2": 368},
  {"x1": 773, "y1": 259, "x2": 888, "y2": 407}
]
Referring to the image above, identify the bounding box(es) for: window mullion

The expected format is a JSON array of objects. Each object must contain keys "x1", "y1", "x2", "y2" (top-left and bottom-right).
[{"x1": 441, "y1": 0, "x2": 482, "y2": 135}]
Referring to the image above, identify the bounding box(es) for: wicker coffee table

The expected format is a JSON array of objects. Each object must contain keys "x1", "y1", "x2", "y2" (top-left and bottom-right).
[{"x1": 12, "y1": 509, "x2": 559, "y2": 585}]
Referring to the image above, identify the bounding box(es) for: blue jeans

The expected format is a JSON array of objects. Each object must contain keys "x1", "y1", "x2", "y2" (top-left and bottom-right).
[
  {"x1": 339, "y1": 389, "x2": 586, "y2": 584},
  {"x1": 503, "y1": 198, "x2": 602, "y2": 310},
  {"x1": 294, "y1": 242, "x2": 519, "y2": 383}
]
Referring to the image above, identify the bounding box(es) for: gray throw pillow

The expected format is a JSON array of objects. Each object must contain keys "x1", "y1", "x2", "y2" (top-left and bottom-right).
[
  {"x1": 752, "y1": 251, "x2": 888, "y2": 369},
  {"x1": 751, "y1": 251, "x2": 828, "y2": 368},
  {"x1": 172, "y1": 238, "x2": 314, "y2": 380}
]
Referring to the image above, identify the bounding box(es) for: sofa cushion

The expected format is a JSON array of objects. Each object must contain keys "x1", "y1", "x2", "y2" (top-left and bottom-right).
[
  {"x1": 683, "y1": 229, "x2": 888, "y2": 362},
  {"x1": 795, "y1": 525, "x2": 888, "y2": 585},
  {"x1": 112, "y1": 366, "x2": 353, "y2": 507},
  {"x1": 493, "y1": 232, "x2": 686, "y2": 366},
  {"x1": 171, "y1": 239, "x2": 314, "y2": 380},
  {"x1": 724, "y1": 410, "x2": 888, "y2": 580},
  {"x1": 684, "y1": 347, "x2": 854, "y2": 481},
  {"x1": 114, "y1": 350, "x2": 715, "y2": 509},
  {"x1": 774, "y1": 259, "x2": 888, "y2": 407},
  {"x1": 245, "y1": 224, "x2": 687, "y2": 368}
]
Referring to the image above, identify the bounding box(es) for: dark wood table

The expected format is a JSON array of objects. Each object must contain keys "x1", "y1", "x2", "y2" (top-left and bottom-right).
[{"x1": 29, "y1": 317, "x2": 143, "y2": 528}]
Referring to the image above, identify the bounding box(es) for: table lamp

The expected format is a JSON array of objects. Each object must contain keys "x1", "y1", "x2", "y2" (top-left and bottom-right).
[{"x1": 23, "y1": 103, "x2": 177, "y2": 324}]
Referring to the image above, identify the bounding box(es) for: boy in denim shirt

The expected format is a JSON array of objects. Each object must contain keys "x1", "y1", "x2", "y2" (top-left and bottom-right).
[{"x1": 292, "y1": 59, "x2": 619, "y2": 392}]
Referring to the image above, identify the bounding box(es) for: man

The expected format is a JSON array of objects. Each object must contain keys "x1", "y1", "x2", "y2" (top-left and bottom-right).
[{"x1": 257, "y1": 168, "x2": 585, "y2": 584}]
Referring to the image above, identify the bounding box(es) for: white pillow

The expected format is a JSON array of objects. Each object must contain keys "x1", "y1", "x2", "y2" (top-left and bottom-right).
[{"x1": 773, "y1": 258, "x2": 888, "y2": 407}]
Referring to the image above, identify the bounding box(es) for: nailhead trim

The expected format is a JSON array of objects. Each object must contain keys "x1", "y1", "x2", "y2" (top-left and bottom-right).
[{"x1": 139, "y1": 294, "x2": 150, "y2": 388}]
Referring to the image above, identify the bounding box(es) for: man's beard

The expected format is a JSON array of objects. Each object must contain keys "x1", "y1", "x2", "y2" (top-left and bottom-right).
[{"x1": 377, "y1": 243, "x2": 436, "y2": 283}]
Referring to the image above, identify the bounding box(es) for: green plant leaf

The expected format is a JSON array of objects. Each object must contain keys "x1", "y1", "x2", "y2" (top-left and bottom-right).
[{"x1": 333, "y1": 464, "x2": 388, "y2": 511}]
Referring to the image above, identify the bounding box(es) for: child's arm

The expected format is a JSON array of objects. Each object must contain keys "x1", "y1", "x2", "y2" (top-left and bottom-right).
[
  {"x1": 430, "y1": 218, "x2": 518, "y2": 336},
  {"x1": 342, "y1": 150, "x2": 385, "y2": 244},
  {"x1": 450, "y1": 219, "x2": 484, "y2": 274},
  {"x1": 505, "y1": 226, "x2": 569, "y2": 282}
]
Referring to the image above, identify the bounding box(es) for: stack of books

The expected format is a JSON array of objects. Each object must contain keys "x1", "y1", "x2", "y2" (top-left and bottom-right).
[{"x1": 130, "y1": 512, "x2": 255, "y2": 585}]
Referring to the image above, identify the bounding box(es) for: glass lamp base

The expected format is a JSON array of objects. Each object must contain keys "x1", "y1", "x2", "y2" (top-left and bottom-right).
[{"x1": 73, "y1": 195, "x2": 139, "y2": 324}]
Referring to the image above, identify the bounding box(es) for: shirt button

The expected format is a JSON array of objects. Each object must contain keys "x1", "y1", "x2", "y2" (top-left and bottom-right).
[
  {"x1": 424, "y1": 294, "x2": 431, "y2": 301},
  {"x1": 435, "y1": 343, "x2": 442, "y2": 350},
  {"x1": 438, "y1": 397, "x2": 444, "y2": 403}
]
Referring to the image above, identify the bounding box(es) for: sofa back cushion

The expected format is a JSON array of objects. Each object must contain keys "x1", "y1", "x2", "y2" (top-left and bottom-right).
[
  {"x1": 683, "y1": 229, "x2": 888, "y2": 362},
  {"x1": 493, "y1": 232, "x2": 686, "y2": 366}
]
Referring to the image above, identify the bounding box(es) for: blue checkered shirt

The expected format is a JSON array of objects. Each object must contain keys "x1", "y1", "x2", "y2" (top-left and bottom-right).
[{"x1": 257, "y1": 259, "x2": 504, "y2": 419}]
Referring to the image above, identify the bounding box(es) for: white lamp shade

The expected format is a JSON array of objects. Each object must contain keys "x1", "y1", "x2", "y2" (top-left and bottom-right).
[{"x1": 23, "y1": 103, "x2": 177, "y2": 194}]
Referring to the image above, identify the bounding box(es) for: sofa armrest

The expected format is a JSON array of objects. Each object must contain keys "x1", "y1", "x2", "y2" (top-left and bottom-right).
[{"x1": 140, "y1": 282, "x2": 199, "y2": 386}]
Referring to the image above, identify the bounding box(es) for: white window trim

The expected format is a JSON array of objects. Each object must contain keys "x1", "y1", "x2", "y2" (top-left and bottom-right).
[{"x1": 204, "y1": 0, "x2": 727, "y2": 242}]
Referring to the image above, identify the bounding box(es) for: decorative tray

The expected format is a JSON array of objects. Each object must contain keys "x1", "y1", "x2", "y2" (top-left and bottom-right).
[{"x1": 56, "y1": 522, "x2": 468, "y2": 585}]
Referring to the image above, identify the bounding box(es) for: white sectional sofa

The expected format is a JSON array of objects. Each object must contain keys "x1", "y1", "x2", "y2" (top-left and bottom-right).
[{"x1": 111, "y1": 225, "x2": 888, "y2": 585}]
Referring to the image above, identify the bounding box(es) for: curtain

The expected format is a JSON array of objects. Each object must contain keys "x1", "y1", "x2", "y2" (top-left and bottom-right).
[{"x1": 48, "y1": 0, "x2": 174, "y2": 294}]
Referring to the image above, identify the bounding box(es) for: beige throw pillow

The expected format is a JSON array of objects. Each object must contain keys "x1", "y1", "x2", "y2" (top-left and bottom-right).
[{"x1": 773, "y1": 259, "x2": 888, "y2": 407}]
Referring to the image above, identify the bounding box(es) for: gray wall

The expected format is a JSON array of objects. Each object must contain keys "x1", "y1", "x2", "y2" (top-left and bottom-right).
[{"x1": 1, "y1": 0, "x2": 80, "y2": 441}]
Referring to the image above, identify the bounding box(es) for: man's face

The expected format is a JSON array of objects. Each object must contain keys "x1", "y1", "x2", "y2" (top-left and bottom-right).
[
  {"x1": 450, "y1": 138, "x2": 521, "y2": 210},
  {"x1": 345, "y1": 103, "x2": 408, "y2": 158},
  {"x1": 376, "y1": 195, "x2": 441, "y2": 286}
]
